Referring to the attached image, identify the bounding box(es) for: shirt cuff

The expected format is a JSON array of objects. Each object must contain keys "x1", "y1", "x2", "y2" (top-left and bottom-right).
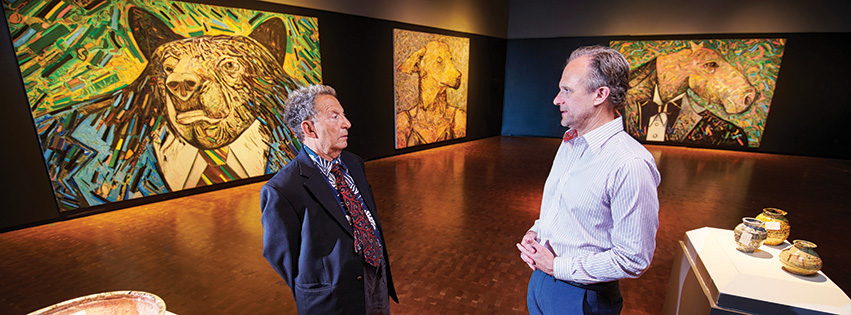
[{"x1": 552, "y1": 256, "x2": 573, "y2": 282}]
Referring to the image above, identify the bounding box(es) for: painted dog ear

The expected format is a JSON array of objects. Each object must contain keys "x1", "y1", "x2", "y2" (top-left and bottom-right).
[
  {"x1": 399, "y1": 46, "x2": 426, "y2": 74},
  {"x1": 688, "y1": 41, "x2": 704, "y2": 52},
  {"x1": 127, "y1": 7, "x2": 184, "y2": 61},
  {"x1": 249, "y1": 17, "x2": 289, "y2": 67}
]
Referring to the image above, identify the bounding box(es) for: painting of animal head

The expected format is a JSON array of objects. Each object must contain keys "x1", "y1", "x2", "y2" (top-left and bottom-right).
[
  {"x1": 394, "y1": 29, "x2": 469, "y2": 149},
  {"x1": 129, "y1": 7, "x2": 297, "y2": 150},
  {"x1": 3, "y1": 0, "x2": 322, "y2": 211},
  {"x1": 665, "y1": 42, "x2": 757, "y2": 115},
  {"x1": 399, "y1": 41, "x2": 462, "y2": 107},
  {"x1": 612, "y1": 39, "x2": 785, "y2": 148}
]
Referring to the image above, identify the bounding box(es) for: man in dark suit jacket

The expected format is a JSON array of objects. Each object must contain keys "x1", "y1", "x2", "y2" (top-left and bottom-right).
[{"x1": 261, "y1": 85, "x2": 397, "y2": 314}]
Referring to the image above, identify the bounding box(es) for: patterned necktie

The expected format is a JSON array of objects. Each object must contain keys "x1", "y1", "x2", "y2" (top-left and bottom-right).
[
  {"x1": 197, "y1": 147, "x2": 241, "y2": 186},
  {"x1": 330, "y1": 164, "x2": 381, "y2": 267}
]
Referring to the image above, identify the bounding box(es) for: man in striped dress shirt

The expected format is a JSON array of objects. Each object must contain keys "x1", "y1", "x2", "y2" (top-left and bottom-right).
[{"x1": 516, "y1": 46, "x2": 661, "y2": 314}]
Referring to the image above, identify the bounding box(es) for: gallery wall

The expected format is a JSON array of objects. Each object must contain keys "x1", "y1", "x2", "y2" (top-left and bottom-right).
[
  {"x1": 507, "y1": 0, "x2": 851, "y2": 38},
  {"x1": 502, "y1": 0, "x2": 851, "y2": 159},
  {"x1": 261, "y1": 0, "x2": 509, "y2": 38},
  {"x1": 0, "y1": 0, "x2": 506, "y2": 231},
  {"x1": 314, "y1": 4, "x2": 506, "y2": 160},
  {"x1": 0, "y1": 9, "x2": 60, "y2": 231},
  {"x1": 501, "y1": 33, "x2": 851, "y2": 159}
]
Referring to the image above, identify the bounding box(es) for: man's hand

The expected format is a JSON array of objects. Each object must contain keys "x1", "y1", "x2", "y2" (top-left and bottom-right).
[
  {"x1": 516, "y1": 231, "x2": 555, "y2": 275},
  {"x1": 517, "y1": 231, "x2": 538, "y2": 270},
  {"x1": 521, "y1": 230, "x2": 538, "y2": 247},
  {"x1": 517, "y1": 231, "x2": 538, "y2": 271}
]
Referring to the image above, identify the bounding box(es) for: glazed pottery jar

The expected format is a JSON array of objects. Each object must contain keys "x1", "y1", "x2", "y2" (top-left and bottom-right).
[
  {"x1": 733, "y1": 217, "x2": 767, "y2": 253},
  {"x1": 779, "y1": 240, "x2": 823, "y2": 276},
  {"x1": 756, "y1": 207, "x2": 790, "y2": 245}
]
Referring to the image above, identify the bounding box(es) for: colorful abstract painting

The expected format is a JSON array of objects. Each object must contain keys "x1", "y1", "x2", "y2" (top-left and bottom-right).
[
  {"x1": 610, "y1": 39, "x2": 785, "y2": 148},
  {"x1": 394, "y1": 29, "x2": 469, "y2": 149},
  {"x1": 3, "y1": 0, "x2": 322, "y2": 211}
]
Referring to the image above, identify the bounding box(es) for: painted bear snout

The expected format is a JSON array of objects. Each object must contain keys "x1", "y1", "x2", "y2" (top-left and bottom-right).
[{"x1": 166, "y1": 72, "x2": 201, "y2": 102}]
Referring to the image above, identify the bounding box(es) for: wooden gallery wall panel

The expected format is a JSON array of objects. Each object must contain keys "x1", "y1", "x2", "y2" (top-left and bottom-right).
[
  {"x1": 393, "y1": 28, "x2": 469, "y2": 149},
  {"x1": 2, "y1": 0, "x2": 322, "y2": 211},
  {"x1": 611, "y1": 39, "x2": 785, "y2": 149}
]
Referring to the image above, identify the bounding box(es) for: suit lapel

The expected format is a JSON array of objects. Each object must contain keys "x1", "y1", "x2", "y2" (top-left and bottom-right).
[{"x1": 296, "y1": 149, "x2": 354, "y2": 237}]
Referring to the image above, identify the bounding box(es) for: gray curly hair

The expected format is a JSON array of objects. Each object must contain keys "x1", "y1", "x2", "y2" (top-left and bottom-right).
[
  {"x1": 568, "y1": 46, "x2": 630, "y2": 109},
  {"x1": 284, "y1": 84, "x2": 337, "y2": 141}
]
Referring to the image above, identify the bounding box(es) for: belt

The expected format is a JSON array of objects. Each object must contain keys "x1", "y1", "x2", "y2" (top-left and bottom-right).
[{"x1": 559, "y1": 279, "x2": 619, "y2": 293}]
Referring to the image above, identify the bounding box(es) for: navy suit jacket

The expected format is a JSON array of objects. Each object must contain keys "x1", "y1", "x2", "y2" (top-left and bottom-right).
[{"x1": 261, "y1": 148, "x2": 397, "y2": 314}]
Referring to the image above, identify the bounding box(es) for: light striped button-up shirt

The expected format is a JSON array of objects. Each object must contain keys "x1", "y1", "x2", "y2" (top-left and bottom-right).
[{"x1": 530, "y1": 116, "x2": 661, "y2": 284}]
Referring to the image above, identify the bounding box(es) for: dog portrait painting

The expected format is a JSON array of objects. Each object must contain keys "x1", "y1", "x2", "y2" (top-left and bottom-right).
[
  {"x1": 611, "y1": 39, "x2": 785, "y2": 148},
  {"x1": 3, "y1": 0, "x2": 322, "y2": 211},
  {"x1": 394, "y1": 29, "x2": 469, "y2": 149}
]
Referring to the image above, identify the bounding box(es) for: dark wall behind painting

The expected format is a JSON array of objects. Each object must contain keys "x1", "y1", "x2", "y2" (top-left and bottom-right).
[
  {"x1": 502, "y1": 37, "x2": 609, "y2": 140},
  {"x1": 501, "y1": 33, "x2": 851, "y2": 160},
  {"x1": 758, "y1": 33, "x2": 851, "y2": 159},
  {"x1": 314, "y1": 8, "x2": 506, "y2": 160},
  {"x1": 507, "y1": 0, "x2": 851, "y2": 38},
  {"x1": 0, "y1": 6, "x2": 62, "y2": 230},
  {"x1": 0, "y1": 0, "x2": 506, "y2": 231}
]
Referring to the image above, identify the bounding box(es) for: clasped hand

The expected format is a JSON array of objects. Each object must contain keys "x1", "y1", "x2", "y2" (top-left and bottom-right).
[{"x1": 516, "y1": 230, "x2": 554, "y2": 275}]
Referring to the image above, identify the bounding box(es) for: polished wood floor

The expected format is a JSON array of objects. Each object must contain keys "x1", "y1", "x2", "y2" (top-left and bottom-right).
[{"x1": 1, "y1": 136, "x2": 849, "y2": 314}]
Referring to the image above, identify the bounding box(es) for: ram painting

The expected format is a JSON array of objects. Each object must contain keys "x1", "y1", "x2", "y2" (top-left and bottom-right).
[
  {"x1": 3, "y1": 0, "x2": 321, "y2": 211},
  {"x1": 611, "y1": 39, "x2": 785, "y2": 148},
  {"x1": 394, "y1": 29, "x2": 469, "y2": 149}
]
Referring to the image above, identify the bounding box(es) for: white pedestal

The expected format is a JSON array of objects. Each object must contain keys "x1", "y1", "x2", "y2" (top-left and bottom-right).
[{"x1": 662, "y1": 227, "x2": 851, "y2": 315}]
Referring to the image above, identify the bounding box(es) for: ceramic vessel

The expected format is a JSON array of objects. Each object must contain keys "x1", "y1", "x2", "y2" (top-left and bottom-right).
[
  {"x1": 779, "y1": 240, "x2": 823, "y2": 276},
  {"x1": 27, "y1": 291, "x2": 166, "y2": 315},
  {"x1": 756, "y1": 207, "x2": 790, "y2": 245},
  {"x1": 733, "y1": 217, "x2": 767, "y2": 253}
]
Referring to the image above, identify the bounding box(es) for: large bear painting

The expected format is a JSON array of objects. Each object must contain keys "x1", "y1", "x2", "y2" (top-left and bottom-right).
[
  {"x1": 3, "y1": 0, "x2": 322, "y2": 211},
  {"x1": 611, "y1": 39, "x2": 785, "y2": 148},
  {"x1": 394, "y1": 29, "x2": 469, "y2": 149}
]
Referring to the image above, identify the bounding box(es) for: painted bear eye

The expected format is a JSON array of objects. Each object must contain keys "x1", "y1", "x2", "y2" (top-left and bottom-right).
[
  {"x1": 163, "y1": 57, "x2": 178, "y2": 73},
  {"x1": 704, "y1": 61, "x2": 718, "y2": 69},
  {"x1": 219, "y1": 58, "x2": 242, "y2": 75}
]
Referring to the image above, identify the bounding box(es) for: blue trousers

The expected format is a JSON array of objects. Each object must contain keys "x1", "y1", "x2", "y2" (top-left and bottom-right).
[{"x1": 526, "y1": 270, "x2": 623, "y2": 315}]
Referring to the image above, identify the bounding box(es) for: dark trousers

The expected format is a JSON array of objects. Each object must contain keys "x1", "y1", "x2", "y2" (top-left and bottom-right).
[
  {"x1": 527, "y1": 270, "x2": 623, "y2": 314},
  {"x1": 364, "y1": 259, "x2": 390, "y2": 315}
]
